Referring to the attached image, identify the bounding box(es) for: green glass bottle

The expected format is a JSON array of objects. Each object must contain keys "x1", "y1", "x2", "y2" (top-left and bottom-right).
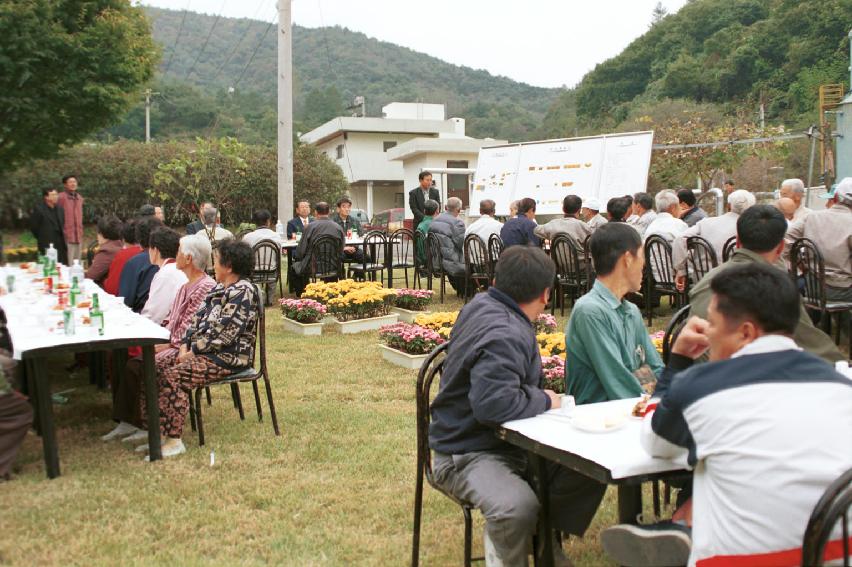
[
  {"x1": 70, "y1": 276, "x2": 81, "y2": 306},
  {"x1": 90, "y1": 293, "x2": 105, "y2": 336}
]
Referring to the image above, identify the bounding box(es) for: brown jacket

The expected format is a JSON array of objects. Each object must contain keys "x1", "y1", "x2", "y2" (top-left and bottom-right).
[
  {"x1": 85, "y1": 240, "x2": 123, "y2": 285},
  {"x1": 56, "y1": 190, "x2": 84, "y2": 244}
]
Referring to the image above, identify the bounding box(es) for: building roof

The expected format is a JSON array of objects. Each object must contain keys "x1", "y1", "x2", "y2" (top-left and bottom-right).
[
  {"x1": 386, "y1": 136, "x2": 508, "y2": 161},
  {"x1": 300, "y1": 117, "x2": 458, "y2": 146}
]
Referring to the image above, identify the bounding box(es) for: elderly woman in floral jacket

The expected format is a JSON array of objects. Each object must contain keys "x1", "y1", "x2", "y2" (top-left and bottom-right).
[
  {"x1": 103, "y1": 234, "x2": 217, "y2": 443},
  {"x1": 0, "y1": 307, "x2": 33, "y2": 480},
  {"x1": 140, "y1": 238, "x2": 259, "y2": 458}
]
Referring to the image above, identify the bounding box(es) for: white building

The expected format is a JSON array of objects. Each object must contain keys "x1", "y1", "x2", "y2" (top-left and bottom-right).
[{"x1": 299, "y1": 102, "x2": 506, "y2": 221}]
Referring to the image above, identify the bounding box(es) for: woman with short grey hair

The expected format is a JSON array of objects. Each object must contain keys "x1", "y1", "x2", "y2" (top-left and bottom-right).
[{"x1": 179, "y1": 234, "x2": 212, "y2": 272}]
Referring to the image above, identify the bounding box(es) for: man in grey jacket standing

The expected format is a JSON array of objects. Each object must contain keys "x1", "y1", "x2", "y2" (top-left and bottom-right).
[
  {"x1": 429, "y1": 246, "x2": 606, "y2": 566},
  {"x1": 427, "y1": 197, "x2": 467, "y2": 293}
]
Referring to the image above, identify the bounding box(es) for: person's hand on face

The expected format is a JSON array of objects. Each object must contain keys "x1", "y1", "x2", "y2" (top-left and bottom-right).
[{"x1": 672, "y1": 316, "x2": 711, "y2": 359}]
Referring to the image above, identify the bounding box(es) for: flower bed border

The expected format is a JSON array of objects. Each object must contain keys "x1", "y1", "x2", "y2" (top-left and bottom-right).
[
  {"x1": 281, "y1": 316, "x2": 323, "y2": 336},
  {"x1": 390, "y1": 307, "x2": 431, "y2": 324},
  {"x1": 378, "y1": 344, "x2": 430, "y2": 370},
  {"x1": 328, "y1": 313, "x2": 399, "y2": 334}
]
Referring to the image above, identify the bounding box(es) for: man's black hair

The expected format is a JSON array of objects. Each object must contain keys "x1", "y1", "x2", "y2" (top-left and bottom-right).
[
  {"x1": 136, "y1": 217, "x2": 164, "y2": 248},
  {"x1": 138, "y1": 204, "x2": 155, "y2": 217},
  {"x1": 216, "y1": 239, "x2": 254, "y2": 279},
  {"x1": 252, "y1": 209, "x2": 272, "y2": 226},
  {"x1": 623, "y1": 194, "x2": 634, "y2": 205},
  {"x1": 61, "y1": 175, "x2": 77, "y2": 184},
  {"x1": 634, "y1": 192, "x2": 654, "y2": 212},
  {"x1": 315, "y1": 202, "x2": 330, "y2": 215},
  {"x1": 336, "y1": 195, "x2": 352, "y2": 207},
  {"x1": 606, "y1": 197, "x2": 630, "y2": 222},
  {"x1": 725, "y1": 180, "x2": 735, "y2": 186},
  {"x1": 562, "y1": 195, "x2": 582, "y2": 216},
  {"x1": 96, "y1": 215, "x2": 123, "y2": 241},
  {"x1": 149, "y1": 227, "x2": 181, "y2": 260},
  {"x1": 710, "y1": 263, "x2": 798, "y2": 335},
  {"x1": 737, "y1": 205, "x2": 787, "y2": 253},
  {"x1": 41, "y1": 187, "x2": 56, "y2": 197},
  {"x1": 517, "y1": 197, "x2": 537, "y2": 215},
  {"x1": 121, "y1": 219, "x2": 138, "y2": 244},
  {"x1": 418, "y1": 171, "x2": 432, "y2": 181},
  {"x1": 677, "y1": 188, "x2": 697, "y2": 207},
  {"x1": 424, "y1": 199, "x2": 440, "y2": 216},
  {"x1": 589, "y1": 222, "x2": 642, "y2": 276},
  {"x1": 480, "y1": 199, "x2": 496, "y2": 216},
  {"x1": 494, "y1": 246, "x2": 555, "y2": 304}
]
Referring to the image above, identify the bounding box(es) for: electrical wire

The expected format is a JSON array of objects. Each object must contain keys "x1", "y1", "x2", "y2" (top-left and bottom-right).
[
  {"x1": 209, "y1": 0, "x2": 270, "y2": 85},
  {"x1": 183, "y1": 0, "x2": 228, "y2": 81},
  {"x1": 162, "y1": 0, "x2": 192, "y2": 76}
]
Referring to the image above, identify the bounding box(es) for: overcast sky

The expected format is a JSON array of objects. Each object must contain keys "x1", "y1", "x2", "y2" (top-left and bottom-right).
[{"x1": 138, "y1": 0, "x2": 688, "y2": 88}]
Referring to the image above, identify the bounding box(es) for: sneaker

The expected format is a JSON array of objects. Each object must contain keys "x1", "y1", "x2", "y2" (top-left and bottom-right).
[
  {"x1": 144, "y1": 438, "x2": 185, "y2": 461},
  {"x1": 601, "y1": 523, "x2": 691, "y2": 567},
  {"x1": 101, "y1": 422, "x2": 138, "y2": 442},
  {"x1": 121, "y1": 430, "x2": 149, "y2": 444}
]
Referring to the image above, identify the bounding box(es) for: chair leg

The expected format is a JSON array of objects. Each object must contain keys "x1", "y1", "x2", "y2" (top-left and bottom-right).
[
  {"x1": 652, "y1": 481, "x2": 661, "y2": 518},
  {"x1": 233, "y1": 383, "x2": 245, "y2": 421},
  {"x1": 463, "y1": 506, "x2": 473, "y2": 567},
  {"x1": 205, "y1": 387, "x2": 212, "y2": 406},
  {"x1": 188, "y1": 390, "x2": 197, "y2": 432},
  {"x1": 251, "y1": 380, "x2": 263, "y2": 422},
  {"x1": 646, "y1": 283, "x2": 653, "y2": 327},
  {"x1": 412, "y1": 466, "x2": 424, "y2": 567},
  {"x1": 230, "y1": 383, "x2": 239, "y2": 408},
  {"x1": 195, "y1": 388, "x2": 206, "y2": 447},
  {"x1": 262, "y1": 375, "x2": 281, "y2": 436}
]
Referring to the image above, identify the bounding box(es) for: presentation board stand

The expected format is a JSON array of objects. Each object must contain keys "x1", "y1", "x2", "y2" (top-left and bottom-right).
[{"x1": 469, "y1": 131, "x2": 654, "y2": 216}]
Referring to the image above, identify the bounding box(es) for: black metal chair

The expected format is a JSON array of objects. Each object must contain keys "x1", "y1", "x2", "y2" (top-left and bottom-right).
[
  {"x1": 487, "y1": 234, "x2": 504, "y2": 277},
  {"x1": 644, "y1": 235, "x2": 685, "y2": 327},
  {"x1": 388, "y1": 228, "x2": 416, "y2": 288},
  {"x1": 550, "y1": 234, "x2": 588, "y2": 316},
  {"x1": 802, "y1": 467, "x2": 852, "y2": 567},
  {"x1": 348, "y1": 230, "x2": 387, "y2": 282},
  {"x1": 790, "y1": 238, "x2": 852, "y2": 353},
  {"x1": 722, "y1": 236, "x2": 737, "y2": 262},
  {"x1": 662, "y1": 304, "x2": 691, "y2": 365},
  {"x1": 425, "y1": 232, "x2": 449, "y2": 303},
  {"x1": 187, "y1": 283, "x2": 280, "y2": 447},
  {"x1": 581, "y1": 234, "x2": 595, "y2": 284},
  {"x1": 309, "y1": 234, "x2": 344, "y2": 283},
  {"x1": 463, "y1": 234, "x2": 491, "y2": 302},
  {"x1": 249, "y1": 240, "x2": 283, "y2": 306},
  {"x1": 412, "y1": 342, "x2": 484, "y2": 567},
  {"x1": 685, "y1": 236, "x2": 718, "y2": 289}
]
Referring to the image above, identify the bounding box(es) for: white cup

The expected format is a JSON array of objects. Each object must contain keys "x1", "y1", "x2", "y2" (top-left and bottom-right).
[{"x1": 559, "y1": 395, "x2": 576, "y2": 416}]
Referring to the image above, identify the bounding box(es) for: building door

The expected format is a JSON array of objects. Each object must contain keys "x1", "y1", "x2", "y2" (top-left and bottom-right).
[{"x1": 447, "y1": 160, "x2": 470, "y2": 209}]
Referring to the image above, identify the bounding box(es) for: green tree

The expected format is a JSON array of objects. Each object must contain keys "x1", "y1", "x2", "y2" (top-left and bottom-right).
[
  {"x1": 0, "y1": 0, "x2": 159, "y2": 173},
  {"x1": 293, "y1": 143, "x2": 350, "y2": 212}
]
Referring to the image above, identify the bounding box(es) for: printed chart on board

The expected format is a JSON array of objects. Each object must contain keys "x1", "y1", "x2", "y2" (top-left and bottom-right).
[{"x1": 469, "y1": 145, "x2": 521, "y2": 215}]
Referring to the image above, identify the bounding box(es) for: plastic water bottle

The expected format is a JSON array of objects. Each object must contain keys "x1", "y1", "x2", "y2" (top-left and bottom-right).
[
  {"x1": 46, "y1": 243, "x2": 58, "y2": 265},
  {"x1": 70, "y1": 259, "x2": 84, "y2": 283},
  {"x1": 275, "y1": 219, "x2": 285, "y2": 239}
]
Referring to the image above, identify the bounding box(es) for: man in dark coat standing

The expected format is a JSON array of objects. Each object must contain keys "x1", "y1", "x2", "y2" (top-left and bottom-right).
[
  {"x1": 408, "y1": 171, "x2": 441, "y2": 230},
  {"x1": 30, "y1": 188, "x2": 68, "y2": 265}
]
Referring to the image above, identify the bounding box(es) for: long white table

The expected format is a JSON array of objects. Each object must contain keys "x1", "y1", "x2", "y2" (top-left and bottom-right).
[
  {"x1": 0, "y1": 266, "x2": 169, "y2": 478},
  {"x1": 498, "y1": 398, "x2": 689, "y2": 567}
]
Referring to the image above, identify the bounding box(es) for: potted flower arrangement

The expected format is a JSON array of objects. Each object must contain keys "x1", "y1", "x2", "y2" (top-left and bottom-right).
[
  {"x1": 378, "y1": 323, "x2": 446, "y2": 369},
  {"x1": 279, "y1": 298, "x2": 327, "y2": 335},
  {"x1": 541, "y1": 355, "x2": 566, "y2": 394},
  {"x1": 534, "y1": 313, "x2": 557, "y2": 334},
  {"x1": 325, "y1": 285, "x2": 399, "y2": 333},
  {"x1": 414, "y1": 311, "x2": 458, "y2": 339},
  {"x1": 390, "y1": 289, "x2": 434, "y2": 323},
  {"x1": 537, "y1": 332, "x2": 566, "y2": 359}
]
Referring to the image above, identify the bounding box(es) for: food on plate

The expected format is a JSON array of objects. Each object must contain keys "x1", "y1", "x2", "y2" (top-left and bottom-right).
[
  {"x1": 19, "y1": 262, "x2": 31, "y2": 269},
  {"x1": 77, "y1": 301, "x2": 91, "y2": 309},
  {"x1": 81, "y1": 316, "x2": 91, "y2": 325},
  {"x1": 632, "y1": 394, "x2": 651, "y2": 417},
  {"x1": 56, "y1": 283, "x2": 70, "y2": 290}
]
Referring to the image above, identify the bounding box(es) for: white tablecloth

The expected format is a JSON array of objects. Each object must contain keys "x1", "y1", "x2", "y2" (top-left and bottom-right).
[
  {"x1": 280, "y1": 237, "x2": 365, "y2": 250},
  {"x1": 0, "y1": 266, "x2": 169, "y2": 360},
  {"x1": 502, "y1": 398, "x2": 688, "y2": 480}
]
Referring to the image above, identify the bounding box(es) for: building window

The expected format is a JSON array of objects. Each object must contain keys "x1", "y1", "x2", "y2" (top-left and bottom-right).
[
  {"x1": 447, "y1": 160, "x2": 470, "y2": 209},
  {"x1": 383, "y1": 141, "x2": 397, "y2": 152},
  {"x1": 336, "y1": 144, "x2": 344, "y2": 159}
]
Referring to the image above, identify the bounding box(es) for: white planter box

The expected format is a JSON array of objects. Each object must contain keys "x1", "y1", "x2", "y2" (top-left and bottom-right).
[
  {"x1": 379, "y1": 344, "x2": 430, "y2": 370},
  {"x1": 329, "y1": 313, "x2": 399, "y2": 334},
  {"x1": 390, "y1": 307, "x2": 431, "y2": 324},
  {"x1": 281, "y1": 316, "x2": 323, "y2": 336}
]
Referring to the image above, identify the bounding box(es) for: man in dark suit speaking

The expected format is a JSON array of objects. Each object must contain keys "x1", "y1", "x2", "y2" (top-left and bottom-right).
[{"x1": 409, "y1": 171, "x2": 441, "y2": 230}]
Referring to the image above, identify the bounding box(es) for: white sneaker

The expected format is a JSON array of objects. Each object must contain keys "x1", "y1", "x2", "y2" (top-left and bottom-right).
[
  {"x1": 122, "y1": 430, "x2": 149, "y2": 444},
  {"x1": 101, "y1": 422, "x2": 138, "y2": 442},
  {"x1": 144, "y1": 438, "x2": 186, "y2": 461}
]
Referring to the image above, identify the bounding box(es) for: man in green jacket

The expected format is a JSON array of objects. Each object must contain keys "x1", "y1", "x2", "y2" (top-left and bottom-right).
[
  {"x1": 689, "y1": 205, "x2": 844, "y2": 363},
  {"x1": 566, "y1": 223, "x2": 664, "y2": 404}
]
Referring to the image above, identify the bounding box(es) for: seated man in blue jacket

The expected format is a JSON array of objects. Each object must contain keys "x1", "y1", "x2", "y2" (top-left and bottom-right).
[
  {"x1": 429, "y1": 246, "x2": 606, "y2": 567},
  {"x1": 500, "y1": 196, "x2": 541, "y2": 248}
]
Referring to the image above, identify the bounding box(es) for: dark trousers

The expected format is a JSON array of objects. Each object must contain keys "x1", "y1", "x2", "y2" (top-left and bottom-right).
[
  {"x1": 114, "y1": 357, "x2": 145, "y2": 429},
  {"x1": 0, "y1": 392, "x2": 33, "y2": 477}
]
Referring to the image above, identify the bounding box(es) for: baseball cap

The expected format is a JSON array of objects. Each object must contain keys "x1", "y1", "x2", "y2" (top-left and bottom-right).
[
  {"x1": 584, "y1": 198, "x2": 601, "y2": 211},
  {"x1": 820, "y1": 177, "x2": 852, "y2": 203}
]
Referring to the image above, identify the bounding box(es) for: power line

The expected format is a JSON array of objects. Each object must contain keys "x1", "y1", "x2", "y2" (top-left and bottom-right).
[
  {"x1": 184, "y1": 0, "x2": 228, "y2": 81},
  {"x1": 209, "y1": 0, "x2": 270, "y2": 85},
  {"x1": 162, "y1": 0, "x2": 191, "y2": 76},
  {"x1": 232, "y1": 15, "x2": 277, "y2": 90}
]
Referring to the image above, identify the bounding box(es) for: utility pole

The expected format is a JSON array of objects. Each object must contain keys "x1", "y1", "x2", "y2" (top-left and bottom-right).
[
  {"x1": 144, "y1": 88, "x2": 159, "y2": 143},
  {"x1": 277, "y1": 0, "x2": 294, "y2": 225}
]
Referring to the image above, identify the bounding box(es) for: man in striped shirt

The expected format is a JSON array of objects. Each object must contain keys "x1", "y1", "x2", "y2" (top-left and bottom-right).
[{"x1": 602, "y1": 263, "x2": 852, "y2": 567}]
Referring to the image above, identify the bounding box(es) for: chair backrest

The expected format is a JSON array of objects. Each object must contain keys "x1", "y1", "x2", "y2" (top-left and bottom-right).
[
  {"x1": 248, "y1": 282, "x2": 266, "y2": 375},
  {"x1": 802, "y1": 467, "x2": 852, "y2": 567},
  {"x1": 236, "y1": 228, "x2": 253, "y2": 241},
  {"x1": 310, "y1": 234, "x2": 343, "y2": 280},
  {"x1": 662, "y1": 304, "x2": 691, "y2": 365},
  {"x1": 389, "y1": 228, "x2": 414, "y2": 266},
  {"x1": 722, "y1": 236, "x2": 737, "y2": 262},
  {"x1": 645, "y1": 235, "x2": 677, "y2": 287},
  {"x1": 250, "y1": 240, "x2": 281, "y2": 285},
  {"x1": 790, "y1": 238, "x2": 828, "y2": 311},
  {"x1": 686, "y1": 236, "x2": 719, "y2": 284},
  {"x1": 581, "y1": 234, "x2": 594, "y2": 282},
  {"x1": 463, "y1": 234, "x2": 490, "y2": 281},
  {"x1": 361, "y1": 230, "x2": 388, "y2": 269},
  {"x1": 550, "y1": 234, "x2": 585, "y2": 290},
  {"x1": 426, "y1": 232, "x2": 445, "y2": 276},
  {"x1": 416, "y1": 342, "x2": 450, "y2": 485},
  {"x1": 487, "y1": 233, "x2": 504, "y2": 272}
]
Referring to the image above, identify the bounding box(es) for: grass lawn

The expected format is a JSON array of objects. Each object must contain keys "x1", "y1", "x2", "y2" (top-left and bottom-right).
[{"x1": 0, "y1": 269, "x2": 684, "y2": 565}]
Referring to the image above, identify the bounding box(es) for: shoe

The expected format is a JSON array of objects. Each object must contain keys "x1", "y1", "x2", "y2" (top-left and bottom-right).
[
  {"x1": 121, "y1": 430, "x2": 149, "y2": 444},
  {"x1": 101, "y1": 422, "x2": 139, "y2": 442},
  {"x1": 144, "y1": 438, "x2": 185, "y2": 461},
  {"x1": 601, "y1": 523, "x2": 691, "y2": 567}
]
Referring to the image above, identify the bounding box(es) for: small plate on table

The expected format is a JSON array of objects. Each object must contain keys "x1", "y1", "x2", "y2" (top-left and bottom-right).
[{"x1": 570, "y1": 413, "x2": 628, "y2": 434}]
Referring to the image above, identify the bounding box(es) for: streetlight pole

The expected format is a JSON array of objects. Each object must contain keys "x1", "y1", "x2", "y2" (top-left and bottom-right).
[{"x1": 277, "y1": 0, "x2": 294, "y2": 224}]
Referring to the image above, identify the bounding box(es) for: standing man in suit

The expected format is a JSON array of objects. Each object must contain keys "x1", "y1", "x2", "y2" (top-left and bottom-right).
[
  {"x1": 409, "y1": 171, "x2": 441, "y2": 230},
  {"x1": 30, "y1": 188, "x2": 68, "y2": 265},
  {"x1": 286, "y1": 199, "x2": 313, "y2": 239}
]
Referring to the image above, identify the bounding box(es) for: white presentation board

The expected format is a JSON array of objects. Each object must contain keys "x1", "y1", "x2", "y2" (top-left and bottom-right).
[{"x1": 470, "y1": 131, "x2": 654, "y2": 216}]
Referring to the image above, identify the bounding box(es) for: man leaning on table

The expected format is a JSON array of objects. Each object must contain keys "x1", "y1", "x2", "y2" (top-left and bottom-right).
[
  {"x1": 565, "y1": 222, "x2": 663, "y2": 405},
  {"x1": 601, "y1": 263, "x2": 852, "y2": 567},
  {"x1": 429, "y1": 246, "x2": 606, "y2": 567}
]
